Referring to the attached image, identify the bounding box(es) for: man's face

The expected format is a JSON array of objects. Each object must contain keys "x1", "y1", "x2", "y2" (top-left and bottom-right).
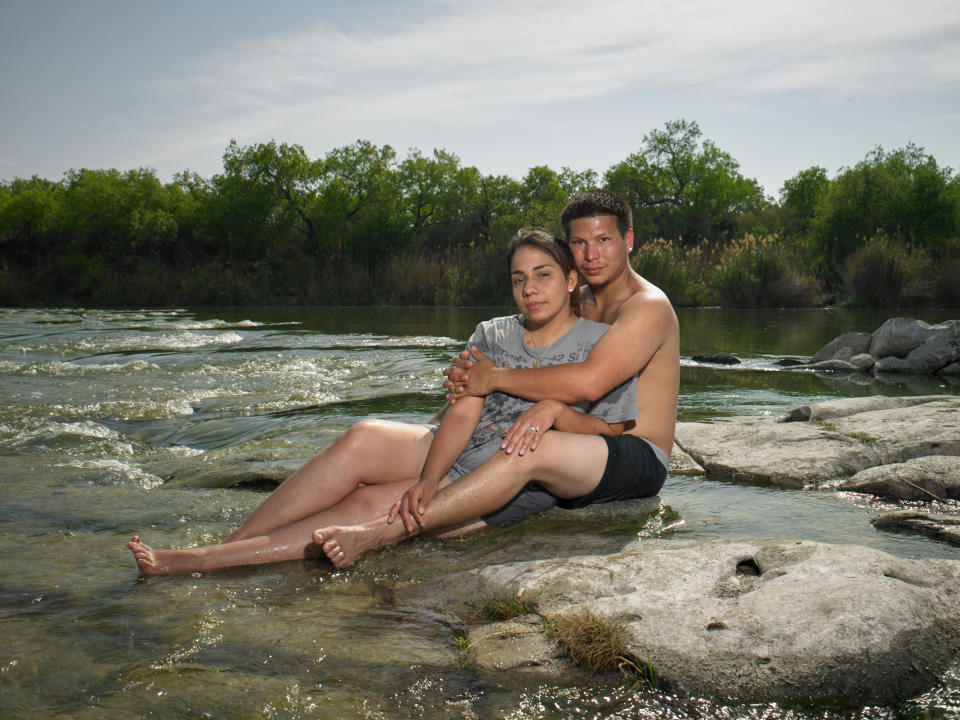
[{"x1": 566, "y1": 215, "x2": 634, "y2": 286}]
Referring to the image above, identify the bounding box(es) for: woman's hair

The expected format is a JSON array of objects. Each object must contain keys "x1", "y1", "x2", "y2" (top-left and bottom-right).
[{"x1": 506, "y1": 227, "x2": 583, "y2": 316}]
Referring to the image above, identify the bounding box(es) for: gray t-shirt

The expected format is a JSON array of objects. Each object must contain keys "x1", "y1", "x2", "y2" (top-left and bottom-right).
[{"x1": 446, "y1": 314, "x2": 637, "y2": 480}]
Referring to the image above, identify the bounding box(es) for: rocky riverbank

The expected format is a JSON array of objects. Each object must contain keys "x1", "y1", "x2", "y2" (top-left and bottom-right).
[
  {"x1": 395, "y1": 538, "x2": 960, "y2": 705},
  {"x1": 386, "y1": 393, "x2": 960, "y2": 706}
]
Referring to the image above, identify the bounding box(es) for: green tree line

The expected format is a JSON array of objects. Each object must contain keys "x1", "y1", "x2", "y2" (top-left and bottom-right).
[{"x1": 2, "y1": 119, "x2": 958, "y2": 307}]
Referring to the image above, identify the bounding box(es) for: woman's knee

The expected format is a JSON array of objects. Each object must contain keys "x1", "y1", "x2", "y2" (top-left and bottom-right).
[{"x1": 338, "y1": 419, "x2": 389, "y2": 454}]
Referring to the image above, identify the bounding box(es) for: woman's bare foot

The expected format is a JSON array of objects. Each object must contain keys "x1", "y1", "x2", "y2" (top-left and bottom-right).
[
  {"x1": 128, "y1": 536, "x2": 203, "y2": 576},
  {"x1": 312, "y1": 518, "x2": 400, "y2": 569}
]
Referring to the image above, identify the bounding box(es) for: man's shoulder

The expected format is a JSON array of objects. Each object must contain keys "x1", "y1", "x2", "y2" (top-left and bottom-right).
[{"x1": 612, "y1": 279, "x2": 678, "y2": 331}]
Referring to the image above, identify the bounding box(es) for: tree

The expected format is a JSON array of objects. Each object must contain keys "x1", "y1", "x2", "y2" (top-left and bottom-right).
[
  {"x1": 605, "y1": 119, "x2": 767, "y2": 245},
  {"x1": 779, "y1": 166, "x2": 829, "y2": 236},
  {"x1": 809, "y1": 144, "x2": 960, "y2": 277}
]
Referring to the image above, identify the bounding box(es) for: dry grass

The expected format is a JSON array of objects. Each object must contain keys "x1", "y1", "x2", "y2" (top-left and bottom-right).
[
  {"x1": 546, "y1": 607, "x2": 657, "y2": 688},
  {"x1": 475, "y1": 593, "x2": 538, "y2": 622}
]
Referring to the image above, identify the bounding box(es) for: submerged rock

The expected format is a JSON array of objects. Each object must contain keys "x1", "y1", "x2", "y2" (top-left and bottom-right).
[
  {"x1": 693, "y1": 352, "x2": 741, "y2": 365},
  {"x1": 674, "y1": 395, "x2": 960, "y2": 489},
  {"x1": 840, "y1": 455, "x2": 960, "y2": 501},
  {"x1": 872, "y1": 511, "x2": 960, "y2": 546},
  {"x1": 396, "y1": 538, "x2": 960, "y2": 705}
]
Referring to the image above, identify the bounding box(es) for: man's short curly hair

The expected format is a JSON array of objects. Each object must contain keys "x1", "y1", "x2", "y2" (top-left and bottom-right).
[{"x1": 560, "y1": 189, "x2": 632, "y2": 238}]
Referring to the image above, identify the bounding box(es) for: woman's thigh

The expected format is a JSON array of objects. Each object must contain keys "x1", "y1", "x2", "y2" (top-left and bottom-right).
[{"x1": 294, "y1": 418, "x2": 435, "y2": 487}]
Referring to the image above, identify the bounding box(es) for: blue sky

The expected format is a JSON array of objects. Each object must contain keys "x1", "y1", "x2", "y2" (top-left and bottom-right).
[{"x1": 2, "y1": 0, "x2": 958, "y2": 198}]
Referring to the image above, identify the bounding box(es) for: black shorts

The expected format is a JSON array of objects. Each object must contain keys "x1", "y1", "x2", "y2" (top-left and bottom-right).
[
  {"x1": 557, "y1": 434, "x2": 666, "y2": 509},
  {"x1": 482, "y1": 435, "x2": 666, "y2": 524}
]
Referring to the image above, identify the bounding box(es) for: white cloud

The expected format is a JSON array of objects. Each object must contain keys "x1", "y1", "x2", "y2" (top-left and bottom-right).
[{"x1": 161, "y1": 0, "x2": 959, "y2": 149}]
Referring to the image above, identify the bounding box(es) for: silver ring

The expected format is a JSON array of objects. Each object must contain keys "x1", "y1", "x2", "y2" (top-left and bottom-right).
[{"x1": 528, "y1": 425, "x2": 540, "y2": 433}]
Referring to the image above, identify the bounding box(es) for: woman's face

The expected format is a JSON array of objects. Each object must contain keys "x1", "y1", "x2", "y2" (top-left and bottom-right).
[{"x1": 509, "y1": 245, "x2": 576, "y2": 327}]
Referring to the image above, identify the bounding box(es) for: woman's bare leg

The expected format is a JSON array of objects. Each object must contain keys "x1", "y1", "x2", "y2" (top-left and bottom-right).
[
  {"x1": 315, "y1": 431, "x2": 608, "y2": 568},
  {"x1": 129, "y1": 479, "x2": 419, "y2": 576},
  {"x1": 226, "y1": 420, "x2": 434, "y2": 542}
]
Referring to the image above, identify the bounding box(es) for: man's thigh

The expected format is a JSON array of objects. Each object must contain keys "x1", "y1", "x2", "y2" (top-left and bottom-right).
[{"x1": 508, "y1": 431, "x2": 609, "y2": 501}]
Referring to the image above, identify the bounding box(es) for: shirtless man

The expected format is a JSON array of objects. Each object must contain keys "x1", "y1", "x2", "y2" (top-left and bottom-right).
[{"x1": 314, "y1": 189, "x2": 680, "y2": 568}]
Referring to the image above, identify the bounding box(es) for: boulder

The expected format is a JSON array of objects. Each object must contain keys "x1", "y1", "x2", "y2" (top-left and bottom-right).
[
  {"x1": 874, "y1": 321, "x2": 960, "y2": 374},
  {"x1": 674, "y1": 396, "x2": 960, "y2": 488},
  {"x1": 839, "y1": 455, "x2": 960, "y2": 501},
  {"x1": 848, "y1": 353, "x2": 876, "y2": 372},
  {"x1": 872, "y1": 511, "x2": 960, "y2": 546},
  {"x1": 396, "y1": 538, "x2": 960, "y2": 704},
  {"x1": 868, "y1": 318, "x2": 940, "y2": 358},
  {"x1": 779, "y1": 395, "x2": 944, "y2": 422},
  {"x1": 811, "y1": 331, "x2": 872, "y2": 363},
  {"x1": 804, "y1": 319, "x2": 960, "y2": 376}
]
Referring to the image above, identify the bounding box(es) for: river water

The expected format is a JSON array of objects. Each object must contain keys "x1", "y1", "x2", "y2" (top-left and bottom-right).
[{"x1": 1, "y1": 306, "x2": 959, "y2": 719}]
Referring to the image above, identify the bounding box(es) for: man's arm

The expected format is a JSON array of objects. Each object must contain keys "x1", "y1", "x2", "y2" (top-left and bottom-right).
[{"x1": 451, "y1": 294, "x2": 676, "y2": 404}]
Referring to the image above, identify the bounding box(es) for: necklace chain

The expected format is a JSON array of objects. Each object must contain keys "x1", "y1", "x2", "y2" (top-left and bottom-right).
[{"x1": 525, "y1": 316, "x2": 575, "y2": 367}]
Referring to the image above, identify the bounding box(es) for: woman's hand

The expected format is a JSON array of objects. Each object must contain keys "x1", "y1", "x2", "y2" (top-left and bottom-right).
[
  {"x1": 500, "y1": 400, "x2": 564, "y2": 456},
  {"x1": 388, "y1": 477, "x2": 440, "y2": 533}
]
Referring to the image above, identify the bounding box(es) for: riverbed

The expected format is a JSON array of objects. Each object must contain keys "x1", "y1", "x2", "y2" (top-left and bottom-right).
[{"x1": 1, "y1": 306, "x2": 958, "y2": 719}]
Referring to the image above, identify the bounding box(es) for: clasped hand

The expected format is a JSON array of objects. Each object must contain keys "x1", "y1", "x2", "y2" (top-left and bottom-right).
[{"x1": 442, "y1": 347, "x2": 496, "y2": 401}]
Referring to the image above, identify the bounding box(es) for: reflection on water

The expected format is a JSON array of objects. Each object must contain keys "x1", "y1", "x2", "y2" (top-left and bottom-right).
[{"x1": 1, "y1": 306, "x2": 958, "y2": 719}]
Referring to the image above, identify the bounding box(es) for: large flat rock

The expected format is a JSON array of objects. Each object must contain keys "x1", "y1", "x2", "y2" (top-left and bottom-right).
[
  {"x1": 673, "y1": 395, "x2": 960, "y2": 488},
  {"x1": 395, "y1": 538, "x2": 960, "y2": 705}
]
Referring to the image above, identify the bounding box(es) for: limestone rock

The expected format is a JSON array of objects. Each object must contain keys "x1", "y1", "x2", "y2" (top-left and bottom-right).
[
  {"x1": 397, "y1": 538, "x2": 960, "y2": 704},
  {"x1": 848, "y1": 353, "x2": 876, "y2": 371},
  {"x1": 466, "y1": 615, "x2": 567, "y2": 674},
  {"x1": 872, "y1": 510, "x2": 960, "y2": 546},
  {"x1": 811, "y1": 331, "x2": 872, "y2": 363},
  {"x1": 797, "y1": 358, "x2": 861, "y2": 372},
  {"x1": 940, "y1": 361, "x2": 960, "y2": 376},
  {"x1": 670, "y1": 444, "x2": 705, "y2": 475},
  {"x1": 874, "y1": 321, "x2": 960, "y2": 374},
  {"x1": 868, "y1": 318, "x2": 940, "y2": 358},
  {"x1": 840, "y1": 455, "x2": 960, "y2": 501},
  {"x1": 674, "y1": 396, "x2": 960, "y2": 488}
]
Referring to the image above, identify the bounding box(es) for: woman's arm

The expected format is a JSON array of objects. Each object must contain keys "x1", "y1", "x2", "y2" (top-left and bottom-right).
[
  {"x1": 499, "y1": 399, "x2": 629, "y2": 456},
  {"x1": 419, "y1": 395, "x2": 483, "y2": 485},
  {"x1": 390, "y1": 395, "x2": 483, "y2": 529}
]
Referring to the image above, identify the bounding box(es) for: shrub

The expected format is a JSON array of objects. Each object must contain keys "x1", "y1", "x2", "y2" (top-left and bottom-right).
[
  {"x1": 712, "y1": 235, "x2": 822, "y2": 307},
  {"x1": 631, "y1": 238, "x2": 709, "y2": 306},
  {"x1": 842, "y1": 236, "x2": 931, "y2": 307}
]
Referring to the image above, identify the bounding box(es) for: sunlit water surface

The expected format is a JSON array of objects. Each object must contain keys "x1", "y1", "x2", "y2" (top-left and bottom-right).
[{"x1": 1, "y1": 306, "x2": 959, "y2": 720}]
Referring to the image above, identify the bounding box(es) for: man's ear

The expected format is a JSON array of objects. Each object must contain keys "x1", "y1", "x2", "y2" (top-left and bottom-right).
[{"x1": 623, "y1": 228, "x2": 635, "y2": 253}]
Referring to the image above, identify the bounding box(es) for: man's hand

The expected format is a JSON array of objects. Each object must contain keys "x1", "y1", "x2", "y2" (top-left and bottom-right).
[
  {"x1": 443, "y1": 347, "x2": 498, "y2": 402},
  {"x1": 388, "y1": 477, "x2": 440, "y2": 533},
  {"x1": 500, "y1": 400, "x2": 564, "y2": 456},
  {"x1": 441, "y1": 350, "x2": 474, "y2": 403}
]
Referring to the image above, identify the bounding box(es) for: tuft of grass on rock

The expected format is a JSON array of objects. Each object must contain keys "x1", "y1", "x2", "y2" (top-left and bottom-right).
[
  {"x1": 476, "y1": 593, "x2": 538, "y2": 622},
  {"x1": 545, "y1": 607, "x2": 658, "y2": 688}
]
